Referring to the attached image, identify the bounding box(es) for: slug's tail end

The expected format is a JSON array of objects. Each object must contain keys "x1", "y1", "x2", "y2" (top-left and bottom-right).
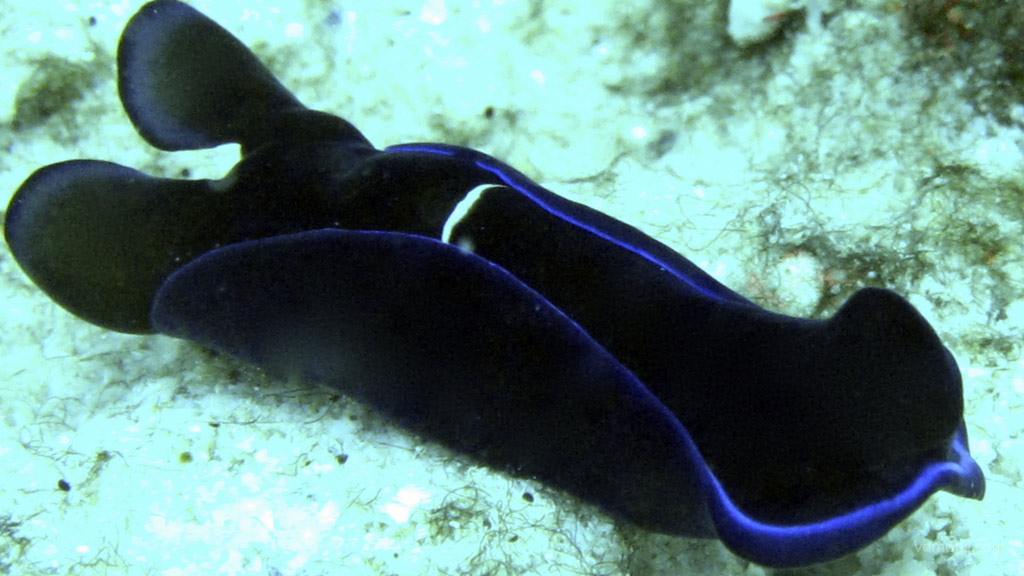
[
  {"x1": 118, "y1": 0, "x2": 361, "y2": 153},
  {"x1": 4, "y1": 160, "x2": 227, "y2": 333}
]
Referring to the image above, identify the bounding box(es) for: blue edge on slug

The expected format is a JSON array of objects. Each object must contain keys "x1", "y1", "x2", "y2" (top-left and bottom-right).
[
  {"x1": 2, "y1": 0, "x2": 985, "y2": 568},
  {"x1": 388, "y1": 142, "x2": 985, "y2": 565}
]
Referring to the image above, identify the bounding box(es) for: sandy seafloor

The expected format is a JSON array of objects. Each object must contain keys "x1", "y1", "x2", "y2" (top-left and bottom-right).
[{"x1": 0, "y1": 0, "x2": 1022, "y2": 574}]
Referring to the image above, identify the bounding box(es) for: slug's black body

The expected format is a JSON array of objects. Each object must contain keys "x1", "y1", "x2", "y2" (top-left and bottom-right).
[{"x1": 4, "y1": 0, "x2": 984, "y2": 567}]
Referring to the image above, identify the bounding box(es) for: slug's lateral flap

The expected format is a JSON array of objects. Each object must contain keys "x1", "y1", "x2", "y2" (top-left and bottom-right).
[
  {"x1": 439, "y1": 174, "x2": 981, "y2": 535},
  {"x1": 4, "y1": 160, "x2": 231, "y2": 333},
  {"x1": 119, "y1": 0, "x2": 342, "y2": 152},
  {"x1": 151, "y1": 229, "x2": 715, "y2": 536}
]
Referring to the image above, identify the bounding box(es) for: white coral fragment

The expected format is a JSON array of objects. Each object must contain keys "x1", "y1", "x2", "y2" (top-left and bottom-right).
[{"x1": 727, "y1": 0, "x2": 801, "y2": 47}]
